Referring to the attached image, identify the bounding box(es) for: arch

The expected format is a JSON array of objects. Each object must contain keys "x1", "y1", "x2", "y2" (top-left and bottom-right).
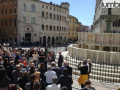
[
  {"x1": 46, "y1": 12, "x2": 48, "y2": 18},
  {"x1": 42, "y1": 11, "x2": 44, "y2": 17},
  {"x1": 50, "y1": 25, "x2": 52, "y2": 31},
  {"x1": 31, "y1": 4, "x2": 35, "y2": 12},
  {"x1": 52, "y1": 36, "x2": 55, "y2": 44},
  {"x1": 53, "y1": 26, "x2": 55, "y2": 31},
  {"x1": 56, "y1": 36, "x2": 59, "y2": 44},
  {"x1": 43, "y1": 36, "x2": 46, "y2": 43},
  {"x1": 50, "y1": 13, "x2": 52, "y2": 19},
  {"x1": 46, "y1": 25, "x2": 48, "y2": 30},
  {"x1": 48, "y1": 36, "x2": 50, "y2": 43}
]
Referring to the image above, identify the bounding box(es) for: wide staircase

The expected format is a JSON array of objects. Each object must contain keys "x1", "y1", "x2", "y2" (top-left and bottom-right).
[{"x1": 55, "y1": 51, "x2": 120, "y2": 84}]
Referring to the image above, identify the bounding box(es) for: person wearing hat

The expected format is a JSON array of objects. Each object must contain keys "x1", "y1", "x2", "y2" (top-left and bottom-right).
[
  {"x1": 78, "y1": 60, "x2": 88, "y2": 88},
  {"x1": 80, "y1": 80, "x2": 95, "y2": 90}
]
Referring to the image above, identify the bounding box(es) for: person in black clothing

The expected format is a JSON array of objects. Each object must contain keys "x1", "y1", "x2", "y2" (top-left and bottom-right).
[
  {"x1": 29, "y1": 49, "x2": 33, "y2": 61},
  {"x1": 51, "y1": 62, "x2": 61, "y2": 78},
  {"x1": 39, "y1": 49, "x2": 45, "y2": 64},
  {"x1": 78, "y1": 60, "x2": 88, "y2": 88},
  {"x1": 15, "y1": 52, "x2": 20, "y2": 65},
  {"x1": 58, "y1": 52, "x2": 63, "y2": 68},
  {"x1": 17, "y1": 71, "x2": 29, "y2": 90},
  {"x1": 65, "y1": 62, "x2": 72, "y2": 76},
  {"x1": 0, "y1": 68, "x2": 11, "y2": 90},
  {"x1": 43, "y1": 60, "x2": 47, "y2": 71},
  {"x1": 37, "y1": 63, "x2": 46, "y2": 82},
  {"x1": 58, "y1": 68, "x2": 73, "y2": 90},
  {"x1": 6, "y1": 61, "x2": 15, "y2": 83},
  {"x1": 3, "y1": 58, "x2": 9, "y2": 69}
]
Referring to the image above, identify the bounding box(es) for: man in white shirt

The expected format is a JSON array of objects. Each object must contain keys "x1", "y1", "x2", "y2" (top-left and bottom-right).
[
  {"x1": 44, "y1": 65, "x2": 57, "y2": 86},
  {"x1": 46, "y1": 76, "x2": 60, "y2": 90}
]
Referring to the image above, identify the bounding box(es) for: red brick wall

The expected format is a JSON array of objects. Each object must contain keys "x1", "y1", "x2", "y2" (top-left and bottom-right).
[{"x1": 0, "y1": 0, "x2": 17, "y2": 39}]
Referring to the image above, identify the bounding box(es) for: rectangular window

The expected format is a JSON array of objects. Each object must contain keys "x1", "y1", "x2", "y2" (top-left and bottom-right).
[
  {"x1": 23, "y1": 17, "x2": 26, "y2": 23},
  {"x1": 9, "y1": 29, "x2": 12, "y2": 33},
  {"x1": 14, "y1": 29, "x2": 16, "y2": 34},
  {"x1": 1, "y1": 19, "x2": 4, "y2": 26},
  {"x1": 69, "y1": 26, "x2": 71, "y2": 29},
  {"x1": 5, "y1": 20, "x2": 7, "y2": 26},
  {"x1": 46, "y1": 6, "x2": 48, "y2": 9},
  {"x1": 5, "y1": 29, "x2": 7, "y2": 34},
  {"x1": 42, "y1": 5, "x2": 44, "y2": 8},
  {"x1": 9, "y1": 19, "x2": 12, "y2": 26},
  {"x1": 10, "y1": 9, "x2": 12, "y2": 14},
  {"x1": 50, "y1": 7, "x2": 52, "y2": 10},
  {"x1": 54, "y1": 8, "x2": 55, "y2": 11},
  {"x1": 1, "y1": 29, "x2": 3, "y2": 34},
  {"x1": 1, "y1": 9, "x2": 3, "y2": 15},
  {"x1": 31, "y1": 18, "x2": 35, "y2": 24},
  {"x1": 14, "y1": 19, "x2": 16, "y2": 26}
]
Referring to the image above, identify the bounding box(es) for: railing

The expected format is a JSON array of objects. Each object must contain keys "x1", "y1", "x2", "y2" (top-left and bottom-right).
[{"x1": 55, "y1": 54, "x2": 120, "y2": 89}]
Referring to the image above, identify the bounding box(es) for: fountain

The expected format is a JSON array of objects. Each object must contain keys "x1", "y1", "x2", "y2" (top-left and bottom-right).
[{"x1": 100, "y1": 8, "x2": 119, "y2": 32}]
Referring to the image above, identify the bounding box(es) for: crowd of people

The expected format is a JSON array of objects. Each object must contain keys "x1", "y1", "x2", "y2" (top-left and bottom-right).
[{"x1": 0, "y1": 45, "x2": 95, "y2": 90}]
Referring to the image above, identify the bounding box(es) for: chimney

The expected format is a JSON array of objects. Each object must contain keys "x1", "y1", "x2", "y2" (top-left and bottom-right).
[{"x1": 50, "y1": 2, "x2": 52, "y2": 4}]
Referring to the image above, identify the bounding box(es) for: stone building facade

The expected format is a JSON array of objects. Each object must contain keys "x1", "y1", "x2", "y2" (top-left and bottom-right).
[
  {"x1": 0, "y1": 0, "x2": 17, "y2": 45},
  {"x1": 17, "y1": 0, "x2": 69, "y2": 45},
  {"x1": 93, "y1": 0, "x2": 120, "y2": 33}
]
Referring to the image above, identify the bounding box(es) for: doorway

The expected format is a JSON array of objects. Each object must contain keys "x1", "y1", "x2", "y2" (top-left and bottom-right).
[{"x1": 25, "y1": 33, "x2": 31, "y2": 42}]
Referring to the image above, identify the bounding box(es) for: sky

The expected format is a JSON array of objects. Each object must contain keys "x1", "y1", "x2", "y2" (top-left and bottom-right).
[{"x1": 42, "y1": 0, "x2": 96, "y2": 26}]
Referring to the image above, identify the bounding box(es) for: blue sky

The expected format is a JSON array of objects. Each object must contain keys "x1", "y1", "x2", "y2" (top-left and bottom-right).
[{"x1": 42, "y1": 0, "x2": 96, "y2": 26}]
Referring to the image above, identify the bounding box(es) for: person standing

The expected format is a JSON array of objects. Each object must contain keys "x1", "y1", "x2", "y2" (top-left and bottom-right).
[
  {"x1": 58, "y1": 68, "x2": 73, "y2": 90},
  {"x1": 6, "y1": 61, "x2": 15, "y2": 83},
  {"x1": 78, "y1": 60, "x2": 88, "y2": 88},
  {"x1": 12, "y1": 65, "x2": 23, "y2": 84},
  {"x1": 46, "y1": 76, "x2": 60, "y2": 90},
  {"x1": 58, "y1": 52, "x2": 63, "y2": 68},
  {"x1": 39, "y1": 49, "x2": 45, "y2": 64},
  {"x1": 51, "y1": 62, "x2": 61, "y2": 78},
  {"x1": 32, "y1": 51, "x2": 39, "y2": 67},
  {"x1": 44, "y1": 65, "x2": 57, "y2": 86},
  {"x1": 65, "y1": 62, "x2": 72, "y2": 76}
]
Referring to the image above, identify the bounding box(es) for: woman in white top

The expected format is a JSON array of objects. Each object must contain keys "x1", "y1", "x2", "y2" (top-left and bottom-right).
[{"x1": 32, "y1": 51, "x2": 39, "y2": 67}]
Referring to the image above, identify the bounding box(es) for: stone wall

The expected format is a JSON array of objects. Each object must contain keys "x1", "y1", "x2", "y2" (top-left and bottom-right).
[
  {"x1": 78, "y1": 32, "x2": 120, "y2": 47},
  {"x1": 68, "y1": 44, "x2": 120, "y2": 64}
]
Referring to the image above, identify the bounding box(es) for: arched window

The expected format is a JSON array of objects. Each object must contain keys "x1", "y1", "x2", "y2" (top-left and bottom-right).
[
  {"x1": 42, "y1": 11, "x2": 44, "y2": 17},
  {"x1": 57, "y1": 26, "x2": 59, "y2": 31},
  {"x1": 57, "y1": 15, "x2": 59, "y2": 20},
  {"x1": 5, "y1": 9, "x2": 7, "y2": 14},
  {"x1": 53, "y1": 14, "x2": 55, "y2": 19},
  {"x1": 46, "y1": 25, "x2": 48, "y2": 30},
  {"x1": 14, "y1": 8, "x2": 16, "y2": 13},
  {"x1": 50, "y1": 13, "x2": 52, "y2": 19},
  {"x1": 42, "y1": 25, "x2": 44, "y2": 30},
  {"x1": 50, "y1": 26, "x2": 52, "y2": 31},
  {"x1": 10, "y1": 9, "x2": 12, "y2": 14},
  {"x1": 46, "y1": 12, "x2": 48, "y2": 18},
  {"x1": 53, "y1": 26, "x2": 55, "y2": 31},
  {"x1": 31, "y1": 4, "x2": 35, "y2": 12},
  {"x1": 23, "y1": 4, "x2": 26, "y2": 11}
]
